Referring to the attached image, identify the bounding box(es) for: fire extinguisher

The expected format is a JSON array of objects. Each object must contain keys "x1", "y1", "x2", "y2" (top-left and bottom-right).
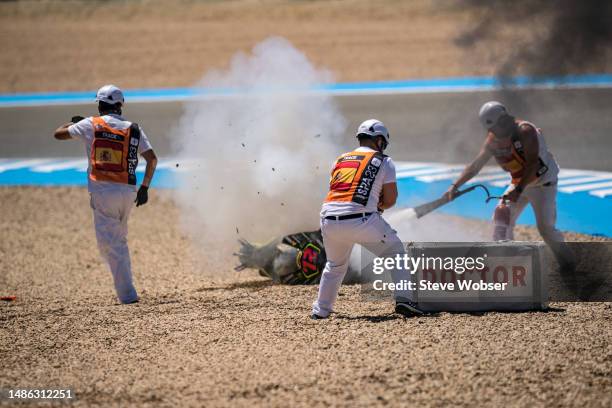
[{"x1": 493, "y1": 200, "x2": 511, "y2": 241}]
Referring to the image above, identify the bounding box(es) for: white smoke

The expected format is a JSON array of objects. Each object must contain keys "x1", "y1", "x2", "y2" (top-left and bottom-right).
[
  {"x1": 387, "y1": 208, "x2": 489, "y2": 242},
  {"x1": 349, "y1": 208, "x2": 488, "y2": 277},
  {"x1": 174, "y1": 37, "x2": 347, "y2": 247}
]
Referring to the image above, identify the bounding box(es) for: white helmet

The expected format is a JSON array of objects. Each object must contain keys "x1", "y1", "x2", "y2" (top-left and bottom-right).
[
  {"x1": 95, "y1": 84, "x2": 124, "y2": 105},
  {"x1": 356, "y1": 119, "x2": 390, "y2": 145},
  {"x1": 479, "y1": 101, "x2": 508, "y2": 129}
]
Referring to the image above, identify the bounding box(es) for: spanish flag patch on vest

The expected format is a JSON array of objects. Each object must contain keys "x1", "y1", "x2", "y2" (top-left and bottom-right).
[
  {"x1": 90, "y1": 116, "x2": 141, "y2": 185},
  {"x1": 325, "y1": 150, "x2": 384, "y2": 206}
]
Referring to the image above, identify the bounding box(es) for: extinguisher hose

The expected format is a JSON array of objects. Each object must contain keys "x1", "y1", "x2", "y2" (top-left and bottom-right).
[{"x1": 456, "y1": 184, "x2": 504, "y2": 203}]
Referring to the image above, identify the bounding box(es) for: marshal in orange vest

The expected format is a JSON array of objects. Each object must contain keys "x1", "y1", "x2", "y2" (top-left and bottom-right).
[
  {"x1": 485, "y1": 121, "x2": 548, "y2": 185},
  {"x1": 324, "y1": 150, "x2": 384, "y2": 206},
  {"x1": 90, "y1": 116, "x2": 141, "y2": 185}
]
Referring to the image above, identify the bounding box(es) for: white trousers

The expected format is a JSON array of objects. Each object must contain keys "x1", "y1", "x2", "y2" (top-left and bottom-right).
[
  {"x1": 312, "y1": 213, "x2": 412, "y2": 318},
  {"x1": 495, "y1": 183, "x2": 573, "y2": 265},
  {"x1": 90, "y1": 190, "x2": 138, "y2": 304}
]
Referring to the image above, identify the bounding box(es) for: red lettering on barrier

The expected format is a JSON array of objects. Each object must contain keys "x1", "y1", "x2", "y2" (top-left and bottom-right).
[
  {"x1": 441, "y1": 269, "x2": 455, "y2": 284},
  {"x1": 465, "y1": 267, "x2": 489, "y2": 282},
  {"x1": 421, "y1": 264, "x2": 528, "y2": 287},
  {"x1": 512, "y1": 266, "x2": 526, "y2": 286},
  {"x1": 494, "y1": 266, "x2": 508, "y2": 283},
  {"x1": 423, "y1": 268, "x2": 436, "y2": 283},
  {"x1": 480, "y1": 266, "x2": 489, "y2": 281}
]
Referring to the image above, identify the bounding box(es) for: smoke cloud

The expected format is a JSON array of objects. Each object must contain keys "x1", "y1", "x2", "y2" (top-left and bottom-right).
[
  {"x1": 388, "y1": 209, "x2": 488, "y2": 242},
  {"x1": 173, "y1": 37, "x2": 489, "y2": 274},
  {"x1": 456, "y1": 0, "x2": 612, "y2": 78},
  {"x1": 173, "y1": 37, "x2": 347, "y2": 248}
]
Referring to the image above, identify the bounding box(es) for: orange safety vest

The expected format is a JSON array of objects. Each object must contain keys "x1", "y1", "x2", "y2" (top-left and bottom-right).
[
  {"x1": 90, "y1": 116, "x2": 141, "y2": 185},
  {"x1": 324, "y1": 150, "x2": 385, "y2": 206},
  {"x1": 485, "y1": 122, "x2": 548, "y2": 185}
]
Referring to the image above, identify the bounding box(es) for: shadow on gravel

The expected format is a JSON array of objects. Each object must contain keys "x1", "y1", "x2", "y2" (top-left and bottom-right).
[
  {"x1": 195, "y1": 280, "x2": 274, "y2": 292},
  {"x1": 444, "y1": 306, "x2": 565, "y2": 316},
  {"x1": 336, "y1": 313, "x2": 441, "y2": 323},
  {"x1": 335, "y1": 314, "x2": 403, "y2": 323}
]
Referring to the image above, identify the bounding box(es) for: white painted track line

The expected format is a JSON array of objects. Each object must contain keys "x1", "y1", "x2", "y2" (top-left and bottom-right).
[
  {"x1": 0, "y1": 159, "x2": 54, "y2": 173},
  {"x1": 590, "y1": 188, "x2": 612, "y2": 198},
  {"x1": 2, "y1": 158, "x2": 612, "y2": 197},
  {"x1": 560, "y1": 180, "x2": 612, "y2": 193},
  {"x1": 396, "y1": 165, "x2": 465, "y2": 178},
  {"x1": 557, "y1": 175, "x2": 612, "y2": 186},
  {"x1": 418, "y1": 167, "x2": 505, "y2": 182},
  {"x1": 31, "y1": 159, "x2": 88, "y2": 173},
  {"x1": 468, "y1": 173, "x2": 510, "y2": 183}
]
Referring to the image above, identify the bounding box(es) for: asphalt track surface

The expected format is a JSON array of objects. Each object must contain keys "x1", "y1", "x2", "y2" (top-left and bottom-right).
[{"x1": 1, "y1": 88, "x2": 611, "y2": 171}]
